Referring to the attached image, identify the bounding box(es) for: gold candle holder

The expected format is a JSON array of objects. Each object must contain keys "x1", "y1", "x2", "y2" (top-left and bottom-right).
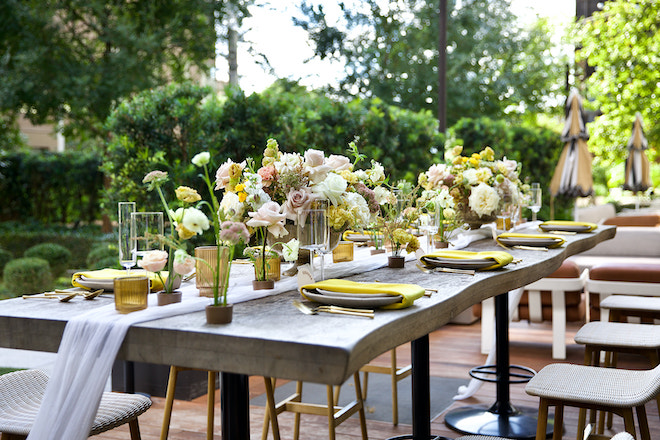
[
  {"x1": 195, "y1": 246, "x2": 230, "y2": 298},
  {"x1": 254, "y1": 257, "x2": 281, "y2": 282},
  {"x1": 332, "y1": 241, "x2": 354, "y2": 263},
  {"x1": 114, "y1": 276, "x2": 149, "y2": 314}
]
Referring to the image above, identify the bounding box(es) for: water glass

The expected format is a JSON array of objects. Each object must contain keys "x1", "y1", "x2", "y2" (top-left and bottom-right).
[
  {"x1": 530, "y1": 183, "x2": 542, "y2": 222},
  {"x1": 131, "y1": 211, "x2": 164, "y2": 258},
  {"x1": 118, "y1": 202, "x2": 137, "y2": 273},
  {"x1": 297, "y1": 201, "x2": 328, "y2": 279},
  {"x1": 114, "y1": 275, "x2": 149, "y2": 314}
]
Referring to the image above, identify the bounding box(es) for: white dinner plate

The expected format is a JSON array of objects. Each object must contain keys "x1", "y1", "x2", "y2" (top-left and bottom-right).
[
  {"x1": 421, "y1": 257, "x2": 494, "y2": 270},
  {"x1": 345, "y1": 234, "x2": 371, "y2": 242},
  {"x1": 302, "y1": 289, "x2": 402, "y2": 308},
  {"x1": 498, "y1": 237, "x2": 559, "y2": 247},
  {"x1": 75, "y1": 277, "x2": 115, "y2": 291},
  {"x1": 539, "y1": 224, "x2": 591, "y2": 233}
]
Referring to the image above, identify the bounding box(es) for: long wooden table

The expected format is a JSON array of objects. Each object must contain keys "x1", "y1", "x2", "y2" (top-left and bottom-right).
[{"x1": 0, "y1": 226, "x2": 615, "y2": 439}]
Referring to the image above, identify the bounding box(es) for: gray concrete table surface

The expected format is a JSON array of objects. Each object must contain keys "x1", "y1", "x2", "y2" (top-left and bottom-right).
[{"x1": 0, "y1": 226, "x2": 615, "y2": 385}]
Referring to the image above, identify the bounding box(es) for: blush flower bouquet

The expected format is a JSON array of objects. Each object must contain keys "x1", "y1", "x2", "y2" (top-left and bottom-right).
[{"x1": 420, "y1": 146, "x2": 522, "y2": 229}]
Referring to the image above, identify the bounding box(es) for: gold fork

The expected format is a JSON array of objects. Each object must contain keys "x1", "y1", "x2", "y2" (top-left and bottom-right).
[{"x1": 293, "y1": 300, "x2": 374, "y2": 318}]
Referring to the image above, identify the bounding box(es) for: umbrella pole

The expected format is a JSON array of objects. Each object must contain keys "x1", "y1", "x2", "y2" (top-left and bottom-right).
[{"x1": 550, "y1": 195, "x2": 555, "y2": 220}]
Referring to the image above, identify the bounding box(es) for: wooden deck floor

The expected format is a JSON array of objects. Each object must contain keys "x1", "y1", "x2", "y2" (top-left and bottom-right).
[{"x1": 95, "y1": 319, "x2": 656, "y2": 440}]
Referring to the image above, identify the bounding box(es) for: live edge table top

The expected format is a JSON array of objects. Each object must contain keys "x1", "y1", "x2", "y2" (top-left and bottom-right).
[{"x1": 0, "y1": 226, "x2": 615, "y2": 385}]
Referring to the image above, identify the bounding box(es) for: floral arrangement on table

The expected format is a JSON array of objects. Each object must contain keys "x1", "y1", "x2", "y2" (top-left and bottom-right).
[
  {"x1": 377, "y1": 181, "x2": 421, "y2": 260},
  {"x1": 214, "y1": 138, "x2": 391, "y2": 270},
  {"x1": 141, "y1": 170, "x2": 210, "y2": 294},
  {"x1": 420, "y1": 146, "x2": 523, "y2": 229}
]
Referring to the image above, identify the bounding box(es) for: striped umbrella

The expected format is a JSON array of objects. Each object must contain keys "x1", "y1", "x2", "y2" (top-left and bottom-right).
[
  {"x1": 550, "y1": 91, "x2": 594, "y2": 198},
  {"x1": 623, "y1": 112, "x2": 651, "y2": 193}
]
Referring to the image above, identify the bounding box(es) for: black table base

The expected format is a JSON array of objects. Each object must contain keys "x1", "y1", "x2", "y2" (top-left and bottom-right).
[{"x1": 444, "y1": 291, "x2": 554, "y2": 440}]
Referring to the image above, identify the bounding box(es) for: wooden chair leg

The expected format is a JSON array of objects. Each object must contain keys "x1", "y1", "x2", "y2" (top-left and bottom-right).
[
  {"x1": 293, "y1": 381, "x2": 303, "y2": 440},
  {"x1": 360, "y1": 370, "x2": 369, "y2": 400},
  {"x1": 637, "y1": 404, "x2": 650, "y2": 440},
  {"x1": 129, "y1": 418, "x2": 142, "y2": 440},
  {"x1": 552, "y1": 403, "x2": 564, "y2": 440},
  {"x1": 390, "y1": 348, "x2": 399, "y2": 426},
  {"x1": 1, "y1": 434, "x2": 27, "y2": 440},
  {"x1": 262, "y1": 377, "x2": 281, "y2": 440},
  {"x1": 207, "y1": 371, "x2": 216, "y2": 440},
  {"x1": 353, "y1": 372, "x2": 368, "y2": 440},
  {"x1": 160, "y1": 365, "x2": 180, "y2": 440},
  {"x1": 577, "y1": 407, "x2": 588, "y2": 440},
  {"x1": 622, "y1": 407, "x2": 636, "y2": 438},
  {"x1": 326, "y1": 385, "x2": 336, "y2": 440},
  {"x1": 536, "y1": 398, "x2": 550, "y2": 440}
]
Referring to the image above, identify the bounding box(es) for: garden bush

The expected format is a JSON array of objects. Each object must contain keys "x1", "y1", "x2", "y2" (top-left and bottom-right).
[
  {"x1": 0, "y1": 248, "x2": 13, "y2": 276},
  {"x1": 86, "y1": 243, "x2": 121, "y2": 270},
  {"x1": 24, "y1": 243, "x2": 72, "y2": 277},
  {"x1": 4, "y1": 257, "x2": 53, "y2": 296}
]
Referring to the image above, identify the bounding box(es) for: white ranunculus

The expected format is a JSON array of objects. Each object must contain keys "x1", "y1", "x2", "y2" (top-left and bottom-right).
[
  {"x1": 312, "y1": 173, "x2": 347, "y2": 206},
  {"x1": 353, "y1": 170, "x2": 368, "y2": 181},
  {"x1": 432, "y1": 187, "x2": 455, "y2": 208},
  {"x1": 180, "y1": 207, "x2": 211, "y2": 234},
  {"x1": 373, "y1": 186, "x2": 395, "y2": 205},
  {"x1": 192, "y1": 152, "x2": 210, "y2": 167},
  {"x1": 468, "y1": 183, "x2": 500, "y2": 217},
  {"x1": 219, "y1": 192, "x2": 245, "y2": 222},
  {"x1": 367, "y1": 162, "x2": 385, "y2": 185},
  {"x1": 281, "y1": 238, "x2": 300, "y2": 262},
  {"x1": 274, "y1": 152, "x2": 304, "y2": 175},
  {"x1": 463, "y1": 168, "x2": 479, "y2": 185}
]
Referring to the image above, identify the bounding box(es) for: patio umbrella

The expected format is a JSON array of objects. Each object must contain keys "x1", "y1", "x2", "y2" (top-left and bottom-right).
[
  {"x1": 622, "y1": 112, "x2": 651, "y2": 193},
  {"x1": 550, "y1": 90, "x2": 594, "y2": 198}
]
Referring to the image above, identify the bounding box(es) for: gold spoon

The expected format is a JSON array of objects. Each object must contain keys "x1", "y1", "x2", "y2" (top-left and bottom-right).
[{"x1": 23, "y1": 292, "x2": 78, "y2": 302}]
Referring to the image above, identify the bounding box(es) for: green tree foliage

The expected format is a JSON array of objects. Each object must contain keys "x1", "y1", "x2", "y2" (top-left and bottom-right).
[
  {"x1": 575, "y1": 0, "x2": 659, "y2": 165},
  {"x1": 293, "y1": 0, "x2": 567, "y2": 125},
  {"x1": 0, "y1": 0, "x2": 248, "y2": 139}
]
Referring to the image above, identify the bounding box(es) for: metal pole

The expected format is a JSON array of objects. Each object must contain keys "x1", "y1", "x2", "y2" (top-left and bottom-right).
[{"x1": 438, "y1": 0, "x2": 447, "y2": 133}]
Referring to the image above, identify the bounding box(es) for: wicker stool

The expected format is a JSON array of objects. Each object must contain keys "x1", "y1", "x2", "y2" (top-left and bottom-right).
[
  {"x1": 525, "y1": 363, "x2": 660, "y2": 440},
  {"x1": 160, "y1": 366, "x2": 217, "y2": 440},
  {"x1": 261, "y1": 373, "x2": 368, "y2": 440},
  {"x1": 574, "y1": 321, "x2": 660, "y2": 434},
  {"x1": 0, "y1": 369, "x2": 152, "y2": 440},
  {"x1": 600, "y1": 295, "x2": 660, "y2": 323}
]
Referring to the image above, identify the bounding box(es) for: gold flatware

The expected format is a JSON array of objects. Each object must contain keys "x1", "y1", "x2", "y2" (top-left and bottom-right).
[
  {"x1": 416, "y1": 263, "x2": 476, "y2": 276},
  {"x1": 23, "y1": 292, "x2": 78, "y2": 302},
  {"x1": 293, "y1": 300, "x2": 374, "y2": 318},
  {"x1": 513, "y1": 245, "x2": 548, "y2": 252}
]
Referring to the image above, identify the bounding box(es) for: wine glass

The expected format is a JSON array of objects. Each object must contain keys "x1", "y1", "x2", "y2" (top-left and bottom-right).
[
  {"x1": 297, "y1": 201, "x2": 328, "y2": 280},
  {"x1": 131, "y1": 211, "x2": 164, "y2": 263},
  {"x1": 529, "y1": 183, "x2": 542, "y2": 222},
  {"x1": 118, "y1": 202, "x2": 136, "y2": 273}
]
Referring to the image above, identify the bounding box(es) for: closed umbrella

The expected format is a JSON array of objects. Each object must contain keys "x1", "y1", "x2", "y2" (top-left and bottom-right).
[
  {"x1": 623, "y1": 112, "x2": 651, "y2": 193},
  {"x1": 550, "y1": 90, "x2": 594, "y2": 198}
]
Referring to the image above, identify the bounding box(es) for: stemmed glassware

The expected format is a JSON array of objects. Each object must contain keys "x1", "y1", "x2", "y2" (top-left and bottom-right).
[
  {"x1": 297, "y1": 201, "x2": 329, "y2": 280},
  {"x1": 420, "y1": 202, "x2": 441, "y2": 252},
  {"x1": 529, "y1": 183, "x2": 542, "y2": 222},
  {"x1": 118, "y1": 202, "x2": 137, "y2": 273}
]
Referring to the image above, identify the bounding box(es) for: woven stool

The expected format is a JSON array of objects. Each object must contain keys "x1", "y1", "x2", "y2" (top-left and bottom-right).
[
  {"x1": 574, "y1": 321, "x2": 660, "y2": 434},
  {"x1": 0, "y1": 369, "x2": 152, "y2": 440},
  {"x1": 525, "y1": 363, "x2": 660, "y2": 440},
  {"x1": 600, "y1": 295, "x2": 660, "y2": 323},
  {"x1": 261, "y1": 373, "x2": 368, "y2": 440},
  {"x1": 586, "y1": 263, "x2": 660, "y2": 322},
  {"x1": 160, "y1": 366, "x2": 217, "y2": 440}
]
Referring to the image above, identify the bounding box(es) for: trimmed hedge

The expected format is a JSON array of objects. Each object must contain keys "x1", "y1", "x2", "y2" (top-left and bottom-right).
[
  {"x1": 4, "y1": 257, "x2": 53, "y2": 295},
  {"x1": 24, "y1": 243, "x2": 72, "y2": 278}
]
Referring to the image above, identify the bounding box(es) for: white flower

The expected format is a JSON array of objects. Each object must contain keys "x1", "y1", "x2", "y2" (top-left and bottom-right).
[
  {"x1": 281, "y1": 238, "x2": 300, "y2": 262},
  {"x1": 342, "y1": 192, "x2": 371, "y2": 228},
  {"x1": 243, "y1": 172, "x2": 271, "y2": 210},
  {"x1": 192, "y1": 152, "x2": 210, "y2": 167},
  {"x1": 219, "y1": 192, "x2": 245, "y2": 222},
  {"x1": 469, "y1": 183, "x2": 500, "y2": 217},
  {"x1": 304, "y1": 149, "x2": 332, "y2": 184},
  {"x1": 246, "y1": 201, "x2": 287, "y2": 237},
  {"x1": 463, "y1": 168, "x2": 480, "y2": 185},
  {"x1": 275, "y1": 152, "x2": 304, "y2": 175},
  {"x1": 367, "y1": 162, "x2": 385, "y2": 185},
  {"x1": 433, "y1": 188, "x2": 454, "y2": 208},
  {"x1": 326, "y1": 154, "x2": 352, "y2": 171},
  {"x1": 312, "y1": 173, "x2": 347, "y2": 206},
  {"x1": 180, "y1": 207, "x2": 210, "y2": 234},
  {"x1": 373, "y1": 186, "x2": 396, "y2": 205},
  {"x1": 353, "y1": 170, "x2": 368, "y2": 181},
  {"x1": 426, "y1": 163, "x2": 449, "y2": 187}
]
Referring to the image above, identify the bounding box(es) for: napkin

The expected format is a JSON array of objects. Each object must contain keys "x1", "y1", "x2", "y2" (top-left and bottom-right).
[
  {"x1": 71, "y1": 268, "x2": 167, "y2": 292},
  {"x1": 420, "y1": 250, "x2": 513, "y2": 270},
  {"x1": 300, "y1": 279, "x2": 425, "y2": 309},
  {"x1": 495, "y1": 232, "x2": 565, "y2": 248},
  {"x1": 539, "y1": 220, "x2": 597, "y2": 232},
  {"x1": 342, "y1": 230, "x2": 371, "y2": 242}
]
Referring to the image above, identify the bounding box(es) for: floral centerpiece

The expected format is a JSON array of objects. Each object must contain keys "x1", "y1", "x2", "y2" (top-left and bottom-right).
[
  {"x1": 141, "y1": 170, "x2": 210, "y2": 301},
  {"x1": 421, "y1": 146, "x2": 522, "y2": 229},
  {"x1": 415, "y1": 186, "x2": 461, "y2": 246},
  {"x1": 378, "y1": 181, "x2": 420, "y2": 267}
]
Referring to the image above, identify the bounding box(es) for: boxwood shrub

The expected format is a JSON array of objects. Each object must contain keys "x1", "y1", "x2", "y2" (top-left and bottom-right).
[{"x1": 4, "y1": 257, "x2": 53, "y2": 296}]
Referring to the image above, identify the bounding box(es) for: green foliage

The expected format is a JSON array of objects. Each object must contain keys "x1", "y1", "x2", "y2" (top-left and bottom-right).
[
  {"x1": 294, "y1": 0, "x2": 567, "y2": 125},
  {"x1": 575, "y1": 0, "x2": 659, "y2": 165},
  {"x1": 0, "y1": 248, "x2": 13, "y2": 276},
  {"x1": 102, "y1": 81, "x2": 445, "y2": 214},
  {"x1": 0, "y1": 0, "x2": 249, "y2": 139},
  {"x1": 0, "y1": 113, "x2": 27, "y2": 151},
  {"x1": 86, "y1": 243, "x2": 121, "y2": 270},
  {"x1": 447, "y1": 116, "x2": 574, "y2": 219},
  {"x1": 0, "y1": 150, "x2": 103, "y2": 224},
  {"x1": 4, "y1": 257, "x2": 53, "y2": 296},
  {"x1": 0, "y1": 222, "x2": 99, "y2": 268},
  {"x1": 23, "y1": 243, "x2": 71, "y2": 277}
]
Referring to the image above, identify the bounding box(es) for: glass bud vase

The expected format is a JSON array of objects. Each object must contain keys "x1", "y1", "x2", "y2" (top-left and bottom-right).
[{"x1": 195, "y1": 245, "x2": 230, "y2": 298}]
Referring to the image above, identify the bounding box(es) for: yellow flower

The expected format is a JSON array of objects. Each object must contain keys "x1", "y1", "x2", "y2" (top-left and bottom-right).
[
  {"x1": 452, "y1": 145, "x2": 463, "y2": 156},
  {"x1": 468, "y1": 156, "x2": 480, "y2": 167},
  {"x1": 235, "y1": 183, "x2": 245, "y2": 192},
  {"x1": 339, "y1": 169, "x2": 358, "y2": 184},
  {"x1": 175, "y1": 186, "x2": 201, "y2": 203},
  {"x1": 480, "y1": 146, "x2": 495, "y2": 161},
  {"x1": 176, "y1": 223, "x2": 196, "y2": 240},
  {"x1": 229, "y1": 163, "x2": 243, "y2": 180},
  {"x1": 238, "y1": 192, "x2": 247, "y2": 203}
]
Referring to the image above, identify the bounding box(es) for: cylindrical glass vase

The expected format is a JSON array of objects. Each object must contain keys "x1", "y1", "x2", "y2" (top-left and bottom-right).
[{"x1": 195, "y1": 246, "x2": 230, "y2": 298}]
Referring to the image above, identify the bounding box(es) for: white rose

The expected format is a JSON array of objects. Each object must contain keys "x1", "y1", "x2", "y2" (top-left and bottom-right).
[
  {"x1": 275, "y1": 152, "x2": 303, "y2": 175},
  {"x1": 343, "y1": 192, "x2": 371, "y2": 228},
  {"x1": 304, "y1": 149, "x2": 325, "y2": 167},
  {"x1": 373, "y1": 186, "x2": 395, "y2": 205},
  {"x1": 463, "y1": 168, "x2": 479, "y2": 185},
  {"x1": 312, "y1": 173, "x2": 348, "y2": 206},
  {"x1": 326, "y1": 154, "x2": 352, "y2": 171},
  {"x1": 246, "y1": 201, "x2": 287, "y2": 237},
  {"x1": 469, "y1": 183, "x2": 500, "y2": 217}
]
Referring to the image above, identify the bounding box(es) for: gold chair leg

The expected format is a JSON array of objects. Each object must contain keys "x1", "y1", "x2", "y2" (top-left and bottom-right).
[
  {"x1": 262, "y1": 377, "x2": 281, "y2": 440},
  {"x1": 552, "y1": 403, "x2": 564, "y2": 440},
  {"x1": 622, "y1": 407, "x2": 636, "y2": 437},
  {"x1": 536, "y1": 398, "x2": 550, "y2": 440},
  {"x1": 390, "y1": 348, "x2": 399, "y2": 425},
  {"x1": 160, "y1": 366, "x2": 180, "y2": 440},
  {"x1": 326, "y1": 385, "x2": 336, "y2": 440},
  {"x1": 577, "y1": 407, "x2": 587, "y2": 440},
  {"x1": 207, "y1": 371, "x2": 215, "y2": 440},
  {"x1": 353, "y1": 372, "x2": 369, "y2": 440},
  {"x1": 293, "y1": 381, "x2": 303, "y2": 440}
]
